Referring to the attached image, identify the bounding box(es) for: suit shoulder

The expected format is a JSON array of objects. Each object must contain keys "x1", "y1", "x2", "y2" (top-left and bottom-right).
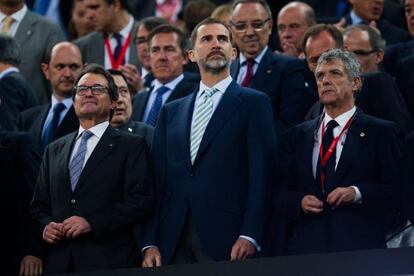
[
  {"x1": 74, "y1": 32, "x2": 100, "y2": 47},
  {"x1": 20, "y1": 104, "x2": 46, "y2": 118},
  {"x1": 358, "y1": 112, "x2": 400, "y2": 132},
  {"x1": 25, "y1": 11, "x2": 63, "y2": 32}
]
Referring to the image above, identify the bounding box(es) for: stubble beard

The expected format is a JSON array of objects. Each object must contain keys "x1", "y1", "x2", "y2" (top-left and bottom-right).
[{"x1": 203, "y1": 56, "x2": 230, "y2": 74}]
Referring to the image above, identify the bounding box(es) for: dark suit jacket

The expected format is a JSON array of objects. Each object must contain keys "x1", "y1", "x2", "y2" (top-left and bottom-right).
[
  {"x1": 0, "y1": 131, "x2": 41, "y2": 275},
  {"x1": 383, "y1": 40, "x2": 414, "y2": 77},
  {"x1": 117, "y1": 120, "x2": 154, "y2": 148},
  {"x1": 130, "y1": 76, "x2": 198, "y2": 122},
  {"x1": 276, "y1": 111, "x2": 402, "y2": 254},
  {"x1": 16, "y1": 10, "x2": 65, "y2": 104},
  {"x1": 344, "y1": 15, "x2": 411, "y2": 46},
  {"x1": 395, "y1": 55, "x2": 414, "y2": 120},
  {"x1": 403, "y1": 132, "x2": 414, "y2": 226},
  {"x1": 231, "y1": 48, "x2": 318, "y2": 132},
  {"x1": 0, "y1": 71, "x2": 37, "y2": 130},
  {"x1": 30, "y1": 126, "x2": 154, "y2": 273},
  {"x1": 74, "y1": 21, "x2": 140, "y2": 68},
  {"x1": 305, "y1": 72, "x2": 413, "y2": 134},
  {"x1": 18, "y1": 104, "x2": 79, "y2": 146},
  {"x1": 142, "y1": 81, "x2": 277, "y2": 264}
]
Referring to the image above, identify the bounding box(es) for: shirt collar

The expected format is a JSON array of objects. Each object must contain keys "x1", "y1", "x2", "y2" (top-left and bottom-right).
[
  {"x1": 152, "y1": 74, "x2": 184, "y2": 93},
  {"x1": 77, "y1": 121, "x2": 109, "y2": 140},
  {"x1": 350, "y1": 10, "x2": 364, "y2": 25},
  {"x1": 324, "y1": 106, "x2": 356, "y2": 129},
  {"x1": 0, "y1": 5, "x2": 27, "y2": 24},
  {"x1": 50, "y1": 95, "x2": 73, "y2": 110},
  {"x1": 0, "y1": 66, "x2": 19, "y2": 79},
  {"x1": 239, "y1": 46, "x2": 268, "y2": 66},
  {"x1": 198, "y1": 75, "x2": 233, "y2": 98}
]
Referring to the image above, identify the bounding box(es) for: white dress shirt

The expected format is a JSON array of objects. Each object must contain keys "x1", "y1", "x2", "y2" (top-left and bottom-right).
[{"x1": 0, "y1": 5, "x2": 27, "y2": 36}]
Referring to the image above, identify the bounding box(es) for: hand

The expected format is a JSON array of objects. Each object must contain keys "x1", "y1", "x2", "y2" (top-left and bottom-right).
[
  {"x1": 368, "y1": 20, "x2": 381, "y2": 35},
  {"x1": 19, "y1": 255, "x2": 42, "y2": 276},
  {"x1": 43, "y1": 221, "x2": 64, "y2": 244},
  {"x1": 142, "y1": 247, "x2": 162, "y2": 267},
  {"x1": 230, "y1": 238, "x2": 255, "y2": 261},
  {"x1": 334, "y1": 17, "x2": 346, "y2": 32},
  {"x1": 301, "y1": 195, "x2": 323, "y2": 214},
  {"x1": 118, "y1": 64, "x2": 142, "y2": 92},
  {"x1": 281, "y1": 42, "x2": 299, "y2": 57},
  {"x1": 327, "y1": 187, "x2": 356, "y2": 208},
  {"x1": 62, "y1": 216, "x2": 91, "y2": 238}
]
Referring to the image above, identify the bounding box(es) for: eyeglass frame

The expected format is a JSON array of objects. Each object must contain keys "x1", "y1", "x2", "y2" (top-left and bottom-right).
[
  {"x1": 230, "y1": 18, "x2": 272, "y2": 33},
  {"x1": 74, "y1": 85, "x2": 109, "y2": 96}
]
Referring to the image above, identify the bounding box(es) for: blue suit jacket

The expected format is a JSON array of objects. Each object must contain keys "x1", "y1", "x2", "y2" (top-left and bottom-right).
[
  {"x1": 276, "y1": 111, "x2": 402, "y2": 254},
  {"x1": 142, "y1": 80, "x2": 277, "y2": 263},
  {"x1": 231, "y1": 48, "x2": 318, "y2": 133}
]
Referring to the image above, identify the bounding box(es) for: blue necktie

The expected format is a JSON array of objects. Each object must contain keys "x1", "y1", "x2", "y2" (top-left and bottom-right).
[
  {"x1": 145, "y1": 86, "x2": 169, "y2": 126},
  {"x1": 33, "y1": 0, "x2": 51, "y2": 15},
  {"x1": 69, "y1": 130, "x2": 94, "y2": 191},
  {"x1": 113, "y1": 32, "x2": 125, "y2": 65},
  {"x1": 41, "y1": 102, "x2": 66, "y2": 150}
]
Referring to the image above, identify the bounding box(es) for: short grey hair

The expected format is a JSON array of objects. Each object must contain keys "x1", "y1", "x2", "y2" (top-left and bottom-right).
[
  {"x1": 316, "y1": 49, "x2": 361, "y2": 81},
  {"x1": 0, "y1": 34, "x2": 20, "y2": 66}
]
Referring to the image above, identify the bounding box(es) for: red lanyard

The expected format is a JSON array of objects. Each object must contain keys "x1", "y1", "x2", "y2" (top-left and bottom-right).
[
  {"x1": 104, "y1": 32, "x2": 131, "y2": 69},
  {"x1": 318, "y1": 116, "x2": 353, "y2": 192}
]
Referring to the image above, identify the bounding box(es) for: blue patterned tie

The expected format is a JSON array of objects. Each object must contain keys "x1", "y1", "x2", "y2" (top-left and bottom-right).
[
  {"x1": 69, "y1": 130, "x2": 94, "y2": 191},
  {"x1": 145, "y1": 86, "x2": 169, "y2": 126},
  {"x1": 41, "y1": 102, "x2": 66, "y2": 150},
  {"x1": 113, "y1": 32, "x2": 125, "y2": 65}
]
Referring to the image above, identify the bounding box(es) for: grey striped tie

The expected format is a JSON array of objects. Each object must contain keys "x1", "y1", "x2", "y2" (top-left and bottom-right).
[
  {"x1": 190, "y1": 88, "x2": 217, "y2": 164},
  {"x1": 69, "y1": 130, "x2": 94, "y2": 191}
]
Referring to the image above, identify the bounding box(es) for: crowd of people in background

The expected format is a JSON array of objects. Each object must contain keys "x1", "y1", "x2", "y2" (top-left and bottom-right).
[{"x1": 1, "y1": 0, "x2": 414, "y2": 275}]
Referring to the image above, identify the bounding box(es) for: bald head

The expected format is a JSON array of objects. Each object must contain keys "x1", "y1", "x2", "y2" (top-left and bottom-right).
[
  {"x1": 42, "y1": 42, "x2": 84, "y2": 100},
  {"x1": 277, "y1": 1, "x2": 316, "y2": 56}
]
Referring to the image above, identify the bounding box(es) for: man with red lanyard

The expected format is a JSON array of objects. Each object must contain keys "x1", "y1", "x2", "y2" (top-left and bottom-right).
[
  {"x1": 75, "y1": 0, "x2": 139, "y2": 72},
  {"x1": 276, "y1": 49, "x2": 403, "y2": 255}
]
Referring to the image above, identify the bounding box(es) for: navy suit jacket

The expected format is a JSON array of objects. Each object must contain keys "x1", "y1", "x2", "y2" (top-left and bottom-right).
[
  {"x1": 395, "y1": 55, "x2": 414, "y2": 120},
  {"x1": 131, "y1": 76, "x2": 198, "y2": 122},
  {"x1": 403, "y1": 133, "x2": 414, "y2": 226},
  {"x1": 383, "y1": 40, "x2": 414, "y2": 77},
  {"x1": 142, "y1": 80, "x2": 277, "y2": 264},
  {"x1": 18, "y1": 104, "x2": 79, "y2": 146},
  {"x1": 276, "y1": 111, "x2": 402, "y2": 254},
  {"x1": 117, "y1": 119, "x2": 154, "y2": 148},
  {"x1": 231, "y1": 48, "x2": 317, "y2": 132}
]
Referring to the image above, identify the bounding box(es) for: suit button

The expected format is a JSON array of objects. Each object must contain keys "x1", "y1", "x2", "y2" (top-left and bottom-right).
[
  {"x1": 71, "y1": 199, "x2": 76, "y2": 204},
  {"x1": 190, "y1": 172, "x2": 194, "y2": 177}
]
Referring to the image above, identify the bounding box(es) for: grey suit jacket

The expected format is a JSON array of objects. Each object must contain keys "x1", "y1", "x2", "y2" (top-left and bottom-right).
[
  {"x1": 15, "y1": 10, "x2": 65, "y2": 104},
  {"x1": 74, "y1": 20, "x2": 140, "y2": 68}
]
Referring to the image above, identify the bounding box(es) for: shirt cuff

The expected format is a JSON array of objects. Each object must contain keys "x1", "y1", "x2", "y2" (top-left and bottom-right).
[
  {"x1": 141, "y1": 245, "x2": 158, "y2": 255},
  {"x1": 351, "y1": 185, "x2": 362, "y2": 204},
  {"x1": 239, "y1": 235, "x2": 261, "y2": 252}
]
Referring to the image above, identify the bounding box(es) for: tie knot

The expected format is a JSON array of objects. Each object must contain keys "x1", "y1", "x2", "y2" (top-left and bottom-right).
[
  {"x1": 1, "y1": 16, "x2": 14, "y2": 33},
  {"x1": 244, "y1": 59, "x2": 255, "y2": 67},
  {"x1": 81, "y1": 130, "x2": 94, "y2": 141},
  {"x1": 155, "y1": 86, "x2": 169, "y2": 96},
  {"x1": 326, "y1": 120, "x2": 338, "y2": 132},
  {"x1": 53, "y1": 102, "x2": 66, "y2": 114},
  {"x1": 203, "y1": 88, "x2": 218, "y2": 98},
  {"x1": 113, "y1": 32, "x2": 123, "y2": 43}
]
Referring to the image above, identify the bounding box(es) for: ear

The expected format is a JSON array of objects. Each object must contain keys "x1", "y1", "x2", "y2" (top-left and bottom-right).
[
  {"x1": 41, "y1": 63, "x2": 50, "y2": 80},
  {"x1": 182, "y1": 51, "x2": 189, "y2": 65},
  {"x1": 352, "y1": 76, "x2": 362, "y2": 92},
  {"x1": 267, "y1": 19, "x2": 273, "y2": 35},
  {"x1": 375, "y1": 50, "x2": 384, "y2": 65},
  {"x1": 231, "y1": 47, "x2": 237, "y2": 61},
  {"x1": 188, "y1": 49, "x2": 196, "y2": 63}
]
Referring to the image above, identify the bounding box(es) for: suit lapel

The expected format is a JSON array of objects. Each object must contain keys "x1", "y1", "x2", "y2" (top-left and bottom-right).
[
  {"x1": 193, "y1": 81, "x2": 241, "y2": 165},
  {"x1": 34, "y1": 105, "x2": 50, "y2": 143},
  {"x1": 128, "y1": 21, "x2": 139, "y2": 65},
  {"x1": 303, "y1": 119, "x2": 323, "y2": 196},
  {"x1": 230, "y1": 60, "x2": 240, "y2": 80},
  {"x1": 249, "y1": 48, "x2": 274, "y2": 90},
  {"x1": 137, "y1": 91, "x2": 150, "y2": 121},
  {"x1": 56, "y1": 106, "x2": 79, "y2": 138},
  {"x1": 73, "y1": 126, "x2": 120, "y2": 194},
  {"x1": 55, "y1": 132, "x2": 78, "y2": 195},
  {"x1": 15, "y1": 11, "x2": 36, "y2": 45}
]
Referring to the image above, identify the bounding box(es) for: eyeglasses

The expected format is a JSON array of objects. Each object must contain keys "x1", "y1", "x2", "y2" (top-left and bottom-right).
[
  {"x1": 118, "y1": 87, "x2": 130, "y2": 97},
  {"x1": 307, "y1": 55, "x2": 321, "y2": 65},
  {"x1": 351, "y1": 49, "x2": 377, "y2": 56},
  {"x1": 230, "y1": 18, "x2": 271, "y2": 33},
  {"x1": 74, "y1": 85, "x2": 108, "y2": 96}
]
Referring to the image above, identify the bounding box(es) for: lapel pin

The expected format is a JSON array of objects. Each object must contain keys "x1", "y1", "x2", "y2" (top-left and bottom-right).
[
  {"x1": 27, "y1": 30, "x2": 31, "y2": 36},
  {"x1": 109, "y1": 143, "x2": 113, "y2": 147},
  {"x1": 360, "y1": 132, "x2": 365, "y2": 137},
  {"x1": 266, "y1": 69, "x2": 272, "y2": 74},
  {"x1": 128, "y1": 128, "x2": 133, "y2": 132}
]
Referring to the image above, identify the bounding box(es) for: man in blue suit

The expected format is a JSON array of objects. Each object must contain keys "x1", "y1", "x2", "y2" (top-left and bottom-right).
[
  {"x1": 230, "y1": 0, "x2": 317, "y2": 132},
  {"x1": 276, "y1": 49, "x2": 402, "y2": 254},
  {"x1": 141, "y1": 18, "x2": 277, "y2": 266}
]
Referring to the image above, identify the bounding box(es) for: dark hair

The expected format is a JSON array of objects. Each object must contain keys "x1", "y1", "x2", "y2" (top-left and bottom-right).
[
  {"x1": 190, "y1": 17, "x2": 233, "y2": 48},
  {"x1": 301, "y1": 24, "x2": 344, "y2": 55},
  {"x1": 107, "y1": 69, "x2": 134, "y2": 95},
  {"x1": 0, "y1": 34, "x2": 20, "y2": 66},
  {"x1": 184, "y1": 0, "x2": 217, "y2": 33},
  {"x1": 343, "y1": 24, "x2": 386, "y2": 51},
  {"x1": 232, "y1": 0, "x2": 273, "y2": 19},
  {"x1": 138, "y1": 16, "x2": 168, "y2": 32},
  {"x1": 104, "y1": 0, "x2": 129, "y2": 11},
  {"x1": 148, "y1": 24, "x2": 189, "y2": 55},
  {"x1": 73, "y1": 63, "x2": 118, "y2": 102}
]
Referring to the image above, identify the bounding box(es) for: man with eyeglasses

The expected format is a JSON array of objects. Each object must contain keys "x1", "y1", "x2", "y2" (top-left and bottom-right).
[
  {"x1": 230, "y1": 0, "x2": 317, "y2": 133},
  {"x1": 30, "y1": 64, "x2": 154, "y2": 273},
  {"x1": 343, "y1": 24, "x2": 385, "y2": 73},
  {"x1": 19, "y1": 42, "x2": 82, "y2": 151},
  {"x1": 303, "y1": 24, "x2": 412, "y2": 133}
]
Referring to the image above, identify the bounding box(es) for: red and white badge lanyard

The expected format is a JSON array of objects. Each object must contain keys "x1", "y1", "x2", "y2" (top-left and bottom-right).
[
  {"x1": 318, "y1": 115, "x2": 354, "y2": 192},
  {"x1": 104, "y1": 32, "x2": 131, "y2": 69}
]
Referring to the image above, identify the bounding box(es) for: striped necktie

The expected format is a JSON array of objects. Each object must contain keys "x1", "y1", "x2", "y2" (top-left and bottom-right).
[
  {"x1": 69, "y1": 130, "x2": 94, "y2": 191},
  {"x1": 190, "y1": 88, "x2": 218, "y2": 164}
]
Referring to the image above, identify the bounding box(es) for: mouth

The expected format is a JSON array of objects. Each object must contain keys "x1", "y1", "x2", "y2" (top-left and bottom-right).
[{"x1": 207, "y1": 51, "x2": 225, "y2": 58}]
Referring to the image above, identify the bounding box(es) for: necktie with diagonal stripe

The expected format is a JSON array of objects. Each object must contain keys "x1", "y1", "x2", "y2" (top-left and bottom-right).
[
  {"x1": 69, "y1": 130, "x2": 94, "y2": 191},
  {"x1": 190, "y1": 88, "x2": 218, "y2": 164}
]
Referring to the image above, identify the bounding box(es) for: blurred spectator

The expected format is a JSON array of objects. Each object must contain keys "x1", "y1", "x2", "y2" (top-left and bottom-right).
[
  {"x1": 211, "y1": 4, "x2": 232, "y2": 26},
  {"x1": 68, "y1": 0, "x2": 95, "y2": 40},
  {"x1": 0, "y1": 34, "x2": 37, "y2": 130},
  {"x1": 277, "y1": 1, "x2": 316, "y2": 58},
  {"x1": 183, "y1": 0, "x2": 216, "y2": 34},
  {"x1": 0, "y1": 0, "x2": 65, "y2": 104}
]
